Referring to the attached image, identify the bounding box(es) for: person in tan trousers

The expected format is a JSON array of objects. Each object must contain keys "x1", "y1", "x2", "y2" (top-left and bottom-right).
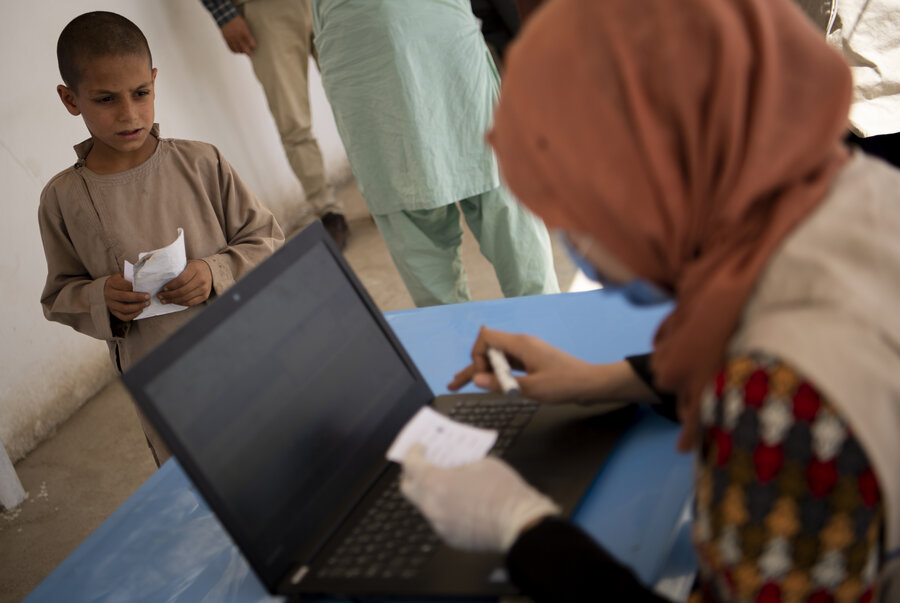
[{"x1": 201, "y1": 0, "x2": 350, "y2": 248}]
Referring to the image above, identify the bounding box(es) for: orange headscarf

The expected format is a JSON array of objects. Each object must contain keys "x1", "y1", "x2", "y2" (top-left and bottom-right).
[{"x1": 489, "y1": 0, "x2": 852, "y2": 449}]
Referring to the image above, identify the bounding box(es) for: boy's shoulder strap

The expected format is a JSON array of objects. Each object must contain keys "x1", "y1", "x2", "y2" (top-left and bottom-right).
[
  {"x1": 73, "y1": 137, "x2": 92, "y2": 168},
  {"x1": 69, "y1": 166, "x2": 122, "y2": 274}
]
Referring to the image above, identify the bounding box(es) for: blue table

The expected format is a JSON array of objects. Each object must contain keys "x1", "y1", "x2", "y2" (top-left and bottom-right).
[{"x1": 27, "y1": 291, "x2": 697, "y2": 602}]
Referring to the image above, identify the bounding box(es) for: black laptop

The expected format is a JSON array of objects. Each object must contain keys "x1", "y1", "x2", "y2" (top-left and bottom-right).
[{"x1": 123, "y1": 221, "x2": 635, "y2": 600}]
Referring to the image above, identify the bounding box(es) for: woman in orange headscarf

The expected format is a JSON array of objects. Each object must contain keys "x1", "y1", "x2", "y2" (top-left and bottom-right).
[{"x1": 400, "y1": 0, "x2": 900, "y2": 600}]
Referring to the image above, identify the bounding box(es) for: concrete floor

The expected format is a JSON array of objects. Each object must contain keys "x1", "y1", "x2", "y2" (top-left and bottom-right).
[{"x1": 0, "y1": 180, "x2": 579, "y2": 603}]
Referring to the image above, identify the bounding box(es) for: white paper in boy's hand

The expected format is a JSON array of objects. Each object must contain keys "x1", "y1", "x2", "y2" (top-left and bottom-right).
[
  {"x1": 123, "y1": 228, "x2": 188, "y2": 320},
  {"x1": 387, "y1": 406, "x2": 498, "y2": 468}
]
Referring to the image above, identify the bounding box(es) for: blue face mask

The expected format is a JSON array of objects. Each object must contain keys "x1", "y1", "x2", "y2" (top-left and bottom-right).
[
  {"x1": 606, "y1": 279, "x2": 673, "y2": 306},
  {"x1": 562, "y1": 237, "x2": 673, "y2": 307}
]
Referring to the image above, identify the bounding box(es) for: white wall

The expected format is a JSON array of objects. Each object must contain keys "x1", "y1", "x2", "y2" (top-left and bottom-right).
[{"x1": 0, "y1": 1, "x2": 350, "y2": 462}]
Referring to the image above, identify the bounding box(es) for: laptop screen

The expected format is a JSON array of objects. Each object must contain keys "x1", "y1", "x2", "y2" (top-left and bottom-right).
[{"x1": 127, "y1": 227, "x2": 431, "y2": 587}]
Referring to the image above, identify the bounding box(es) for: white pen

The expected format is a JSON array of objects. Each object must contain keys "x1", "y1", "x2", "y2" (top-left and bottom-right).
[{"x1": 486, "y1": 347, "x2": 520, "y2": 397}]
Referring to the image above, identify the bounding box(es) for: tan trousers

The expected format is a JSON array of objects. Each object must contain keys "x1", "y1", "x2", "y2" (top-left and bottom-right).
[
  {"x1": 115, "y1": 350, "x2": 171, "y2": 467},
  {"x1": 240, "y1": 0, "x2": 342, "y2": 219},
  {"x1": 135, "y1": 406, "x2": 172, "y2": 468}
]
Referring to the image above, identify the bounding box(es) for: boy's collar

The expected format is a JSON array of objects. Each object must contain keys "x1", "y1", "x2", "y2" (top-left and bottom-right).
[{"x1": 73, "y1": 123, "x2": 161, "y2": 168}]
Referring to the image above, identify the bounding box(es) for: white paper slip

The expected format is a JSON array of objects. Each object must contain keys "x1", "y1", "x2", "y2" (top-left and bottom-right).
[
  {"x1": 123, "y1": 228, "x2": 189, "y2": 320},
  {"x1": 387, "y1": 406, "x2": 498, "y2": 468}
]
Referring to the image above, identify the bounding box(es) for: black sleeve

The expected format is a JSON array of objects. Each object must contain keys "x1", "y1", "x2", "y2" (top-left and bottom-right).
[
  {"x1": 485, "y1": 0, "x2": 521, "y2": 33},
  {"x1": 505, "y1": 517, "x2": 670, "y2": 602},
  {"x1": 625, "y1": 353, "x2": 679, "y2": 423}
]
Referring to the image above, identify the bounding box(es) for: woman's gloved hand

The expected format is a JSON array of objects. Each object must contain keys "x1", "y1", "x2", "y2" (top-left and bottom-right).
[{"x1": 400, "y1": 443, "x2": 560, "y2": 553}]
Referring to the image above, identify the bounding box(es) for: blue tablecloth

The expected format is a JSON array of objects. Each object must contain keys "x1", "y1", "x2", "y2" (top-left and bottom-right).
[{"x1": 27, "y1": 291, "x2": 696, "y2": 602}]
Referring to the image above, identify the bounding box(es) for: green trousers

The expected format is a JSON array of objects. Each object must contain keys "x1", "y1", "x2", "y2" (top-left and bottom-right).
[{"x1": 372, "y1": 186, "x2": 559, "y2": 307}]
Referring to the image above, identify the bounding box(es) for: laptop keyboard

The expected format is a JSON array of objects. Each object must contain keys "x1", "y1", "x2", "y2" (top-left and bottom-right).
[
  {"x1": 316, "y1": 398, "x2": 539, "y2": 581},
  {"x1": 448, "y1": 398, "x2": 539, "y2": 455},
  {"x1": 318, "y1": 478, "x2": 439, "y2": 580}
]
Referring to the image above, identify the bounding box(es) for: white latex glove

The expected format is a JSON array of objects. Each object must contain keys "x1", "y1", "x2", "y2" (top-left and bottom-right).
[{"x1": 400, "y1": 444, "x2": 560, "y2": 553}]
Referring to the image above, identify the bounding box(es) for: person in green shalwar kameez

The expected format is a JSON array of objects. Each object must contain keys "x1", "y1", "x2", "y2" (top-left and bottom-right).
[{"x1": 312, "y1": 0, "x2": 559, "y2": 306}]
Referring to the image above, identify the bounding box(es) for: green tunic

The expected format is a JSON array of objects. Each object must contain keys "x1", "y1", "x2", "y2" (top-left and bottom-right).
[{"x1": 312, "y1": 0, "x2": 501, "y2": 215}]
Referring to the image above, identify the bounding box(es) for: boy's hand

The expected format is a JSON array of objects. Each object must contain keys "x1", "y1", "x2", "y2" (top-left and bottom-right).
[
  {"x1": 158, "y1": 260, "x2": 212, "y2": 307},
  {"x1": 105, "y1": 274, "x2": 150, "y2": 322}
]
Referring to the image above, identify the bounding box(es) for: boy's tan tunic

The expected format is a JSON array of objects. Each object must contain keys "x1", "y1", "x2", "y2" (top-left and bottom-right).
[{"x1": 39, "y1": 125, "x2": 284, "y2": 373}]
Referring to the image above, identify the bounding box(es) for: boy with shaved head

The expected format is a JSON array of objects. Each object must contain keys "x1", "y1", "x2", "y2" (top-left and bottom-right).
[{"x1": 40, "y1": 11, "x2": 284, "y2": 466}]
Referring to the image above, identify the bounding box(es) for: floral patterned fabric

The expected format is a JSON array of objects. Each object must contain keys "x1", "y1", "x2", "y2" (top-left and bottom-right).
[{"x1": 689, "y1": 354, "x2": 883, "y2": 603}]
